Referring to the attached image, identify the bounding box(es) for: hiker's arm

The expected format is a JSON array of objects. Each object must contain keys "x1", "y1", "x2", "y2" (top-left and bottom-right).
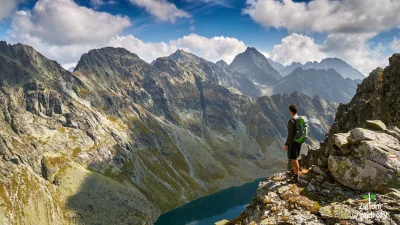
[{"x1": 285, "y1": 119, "x2": 295, "y2": 147}]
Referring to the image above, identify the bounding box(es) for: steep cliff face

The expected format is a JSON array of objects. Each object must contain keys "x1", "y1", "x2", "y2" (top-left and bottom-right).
[
  {"x1": 0, "y1": 42, "x2": 338, "y2": 224},
  {"x1": 331, "y1": 54, "x2": 400, "y2": 134},
  {"x1": 227, "y1": 55, "x2": 400, "y2": 225}
]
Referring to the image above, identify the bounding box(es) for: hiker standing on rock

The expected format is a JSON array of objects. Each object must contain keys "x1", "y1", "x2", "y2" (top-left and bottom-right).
[{"x1": 285, "y1": 104, "x2": 308, "y2": 183}]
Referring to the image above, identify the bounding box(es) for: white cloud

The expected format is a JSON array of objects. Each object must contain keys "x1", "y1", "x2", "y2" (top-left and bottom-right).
[
  {"x1": 268, "y1": 33, "x2": 326, "y2": 65},
  {"x1": 8, "y1": 33, "x2": 101, "y2": 65},
  {"x1": 108, "y1": 33, "x2": 247, "y2": 64},
  {"x1": 266, "y1": 32, "x2": 387, "y2": 75},
  {"x1": 322, "y1": 33, "x2": 388, "y2": 74},
  {"x1": 171, "y1": 33, "x2": 247, "y2": 63},
  {"x1": 129, "y1": 0, "x2": 191, "y2": 23},
  {"x1": 11, "y1": 0, "x2": 131, "y2": 46},
  {"x1": 243, "y1": 0, "x2": 400, "y2": 33},
  {"x1": 8, "y1": 5, "x2": 246, "y2": 67},
  {"x1": 6, "y1": 0, "x2": 131, "y2": 65},
  {"x1": 0, "y1": 0, "x2": 18, "y2": 21},
  {"x1": 108, "y1": 35, "x2": 179, "y2": 62},
  {"x1": 6, "y1": 1, "x2": 245, "y2": 67},
  {"x1": 390, "y1": 38, "x2": 400, "y2": 52}
]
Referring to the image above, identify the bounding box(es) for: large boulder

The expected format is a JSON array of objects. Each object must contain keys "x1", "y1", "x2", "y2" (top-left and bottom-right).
[{"x1": 328, "y1": 125, "x2": 400, "y2": 192}]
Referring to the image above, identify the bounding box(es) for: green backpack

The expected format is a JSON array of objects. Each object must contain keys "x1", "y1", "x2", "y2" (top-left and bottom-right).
[{"x1": 294, "y1": 116, "x2": 309, "y2": 143}]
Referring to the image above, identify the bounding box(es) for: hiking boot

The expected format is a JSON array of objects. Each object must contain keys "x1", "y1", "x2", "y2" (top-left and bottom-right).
[{"x1": 287, "y1": 175, "x2": 299, "y2": 184}]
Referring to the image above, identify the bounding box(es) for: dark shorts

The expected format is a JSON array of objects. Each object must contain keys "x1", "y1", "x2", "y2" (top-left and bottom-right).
[{"x1": 288, "y1": 142, "x2": 302, "y2": 160}]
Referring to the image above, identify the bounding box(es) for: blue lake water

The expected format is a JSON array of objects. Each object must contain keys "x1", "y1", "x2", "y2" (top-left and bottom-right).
[{"x1": 154, "y1": 178, "x2": 263, "y2": 225}]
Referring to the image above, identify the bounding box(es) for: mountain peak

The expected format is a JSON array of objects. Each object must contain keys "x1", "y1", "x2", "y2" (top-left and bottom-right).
[
  {"x1": 229, "y1": 47, "x2": 282, "y2": 85},
  {"x1": 245, "y1": 46, "x2": 257, "y2": 52},
  {"x1": 167, "y1": 49, "x2": 204, "y2": 64},
  {"x1": 74, "y1": 46, "x2": 154, "y2": 83},
  {"x1": 86, "y1": 46, "x2": 140, "y2": 59},
  {"x1": 0, "y1": 41, "x2": 70, "y2": 86},
  {"x1": 216, "y1": 60, "x2": 228, "y2": 68},
  {"x1": 175, "y1": 49, "x2": 190, "y2": 55},
  {"x1": 75, "y1": 47, "x2": 143, "y2": 70},
  {"x1": 243, "y1": 47, "x2": 264, "y2": 58}
]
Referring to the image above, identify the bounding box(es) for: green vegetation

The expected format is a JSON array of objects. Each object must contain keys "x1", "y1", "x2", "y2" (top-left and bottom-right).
[{"x1": 72, "y1": 147, "x2": 82, "y2": 158}]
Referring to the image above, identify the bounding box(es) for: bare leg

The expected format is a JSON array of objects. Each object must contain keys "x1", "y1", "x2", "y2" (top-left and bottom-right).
[{"x1": 290, "y1": 159, "x2": 300, "y2": 175}]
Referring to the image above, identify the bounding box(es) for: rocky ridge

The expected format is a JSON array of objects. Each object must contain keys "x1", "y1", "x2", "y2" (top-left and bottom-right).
[{"x1": 225, "y1": 54, "x2": 400, "y2": 225}]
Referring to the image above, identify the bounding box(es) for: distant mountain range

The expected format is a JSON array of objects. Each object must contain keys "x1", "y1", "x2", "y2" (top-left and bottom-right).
[
  {"x1": 273, "y1": 68, "x2": 360, "y2": 103},
  {"x1": 169, "y1": 47, "x2": 363, "y2": 103},
  {"x1": 158, "y1": 47, "x2": 364, "y2": 103},
  {"x1": 269, "y1": 57, "x2": 366, "y2": 80}
]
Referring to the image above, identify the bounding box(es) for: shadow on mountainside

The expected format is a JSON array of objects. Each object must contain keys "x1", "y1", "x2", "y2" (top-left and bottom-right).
[{"x1": 64, "y1": 164, "x2": 159, "y2": 225}]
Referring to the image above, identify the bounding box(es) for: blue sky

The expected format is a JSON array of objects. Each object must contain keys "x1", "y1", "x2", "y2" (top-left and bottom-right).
[{"x1": 0, "y1": 0, "x2": 399, "y2": 74}]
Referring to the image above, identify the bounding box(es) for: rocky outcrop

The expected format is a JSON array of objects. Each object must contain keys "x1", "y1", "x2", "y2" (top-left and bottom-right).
[
  {"x1": 229, "y1": 123, "x2": 400, "y2": 225},
  {"x1": 328, "y1": 125, "x2": 400, "y2": 192},
  {"x1": 25, "y1": 80, "x2": 63, "y2": 117},
  {"x1": 229, "y1": 54, "x2": 400, "y2": 225},
  {"x1": 302, "y1": 120, "x2": 400, "y2": 192}
]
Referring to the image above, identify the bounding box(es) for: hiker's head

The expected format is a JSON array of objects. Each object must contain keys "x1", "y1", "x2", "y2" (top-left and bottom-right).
[{"x1": 289, "y1": 104, "x2": 298, "y2": 117}]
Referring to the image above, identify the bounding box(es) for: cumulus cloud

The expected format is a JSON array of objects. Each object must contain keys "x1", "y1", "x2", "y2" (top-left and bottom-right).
[
  {"x1": 108, "y1": 35, "x2": 179, "y2": 62},
  {"x1": 5, "y1": 0, "x2": 245, "y2": 68},
  {"x1": 129, "y1": 0, "x2": 190, "y2": 23},
  {"x1": 6, "y1": 0, "x2": 132, "y2": 66},
  {"x1": 322, "y1": 33, "x2": 388, "y2": 74},
  {"x1": 108, "y1": 33, "x2": 247, "y2": 64},
  {"x1": 10, "y1": 0, "x2": 131, "y2": 46},
  {"x1": 0, "y1": 0, "x2": 18, "y2": 21},
  {"x1": 268, "y1": 33, "x2": 326, "y2": 65},
  {"x1": 9, "y1": 33, "x2": 102, "y2": 66},
  {"x1": 266, "y1": 32, "x2": 387, "y2": 74},
  {"x1": 171, "y1": 33, "x2": 247, "y2": 63},
  {"x1": 7, "y1": 1, "x2": 246, "y2": 68},
  {"x1": 243, "y1": 0, "x2": 400, "y2": 33}
]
